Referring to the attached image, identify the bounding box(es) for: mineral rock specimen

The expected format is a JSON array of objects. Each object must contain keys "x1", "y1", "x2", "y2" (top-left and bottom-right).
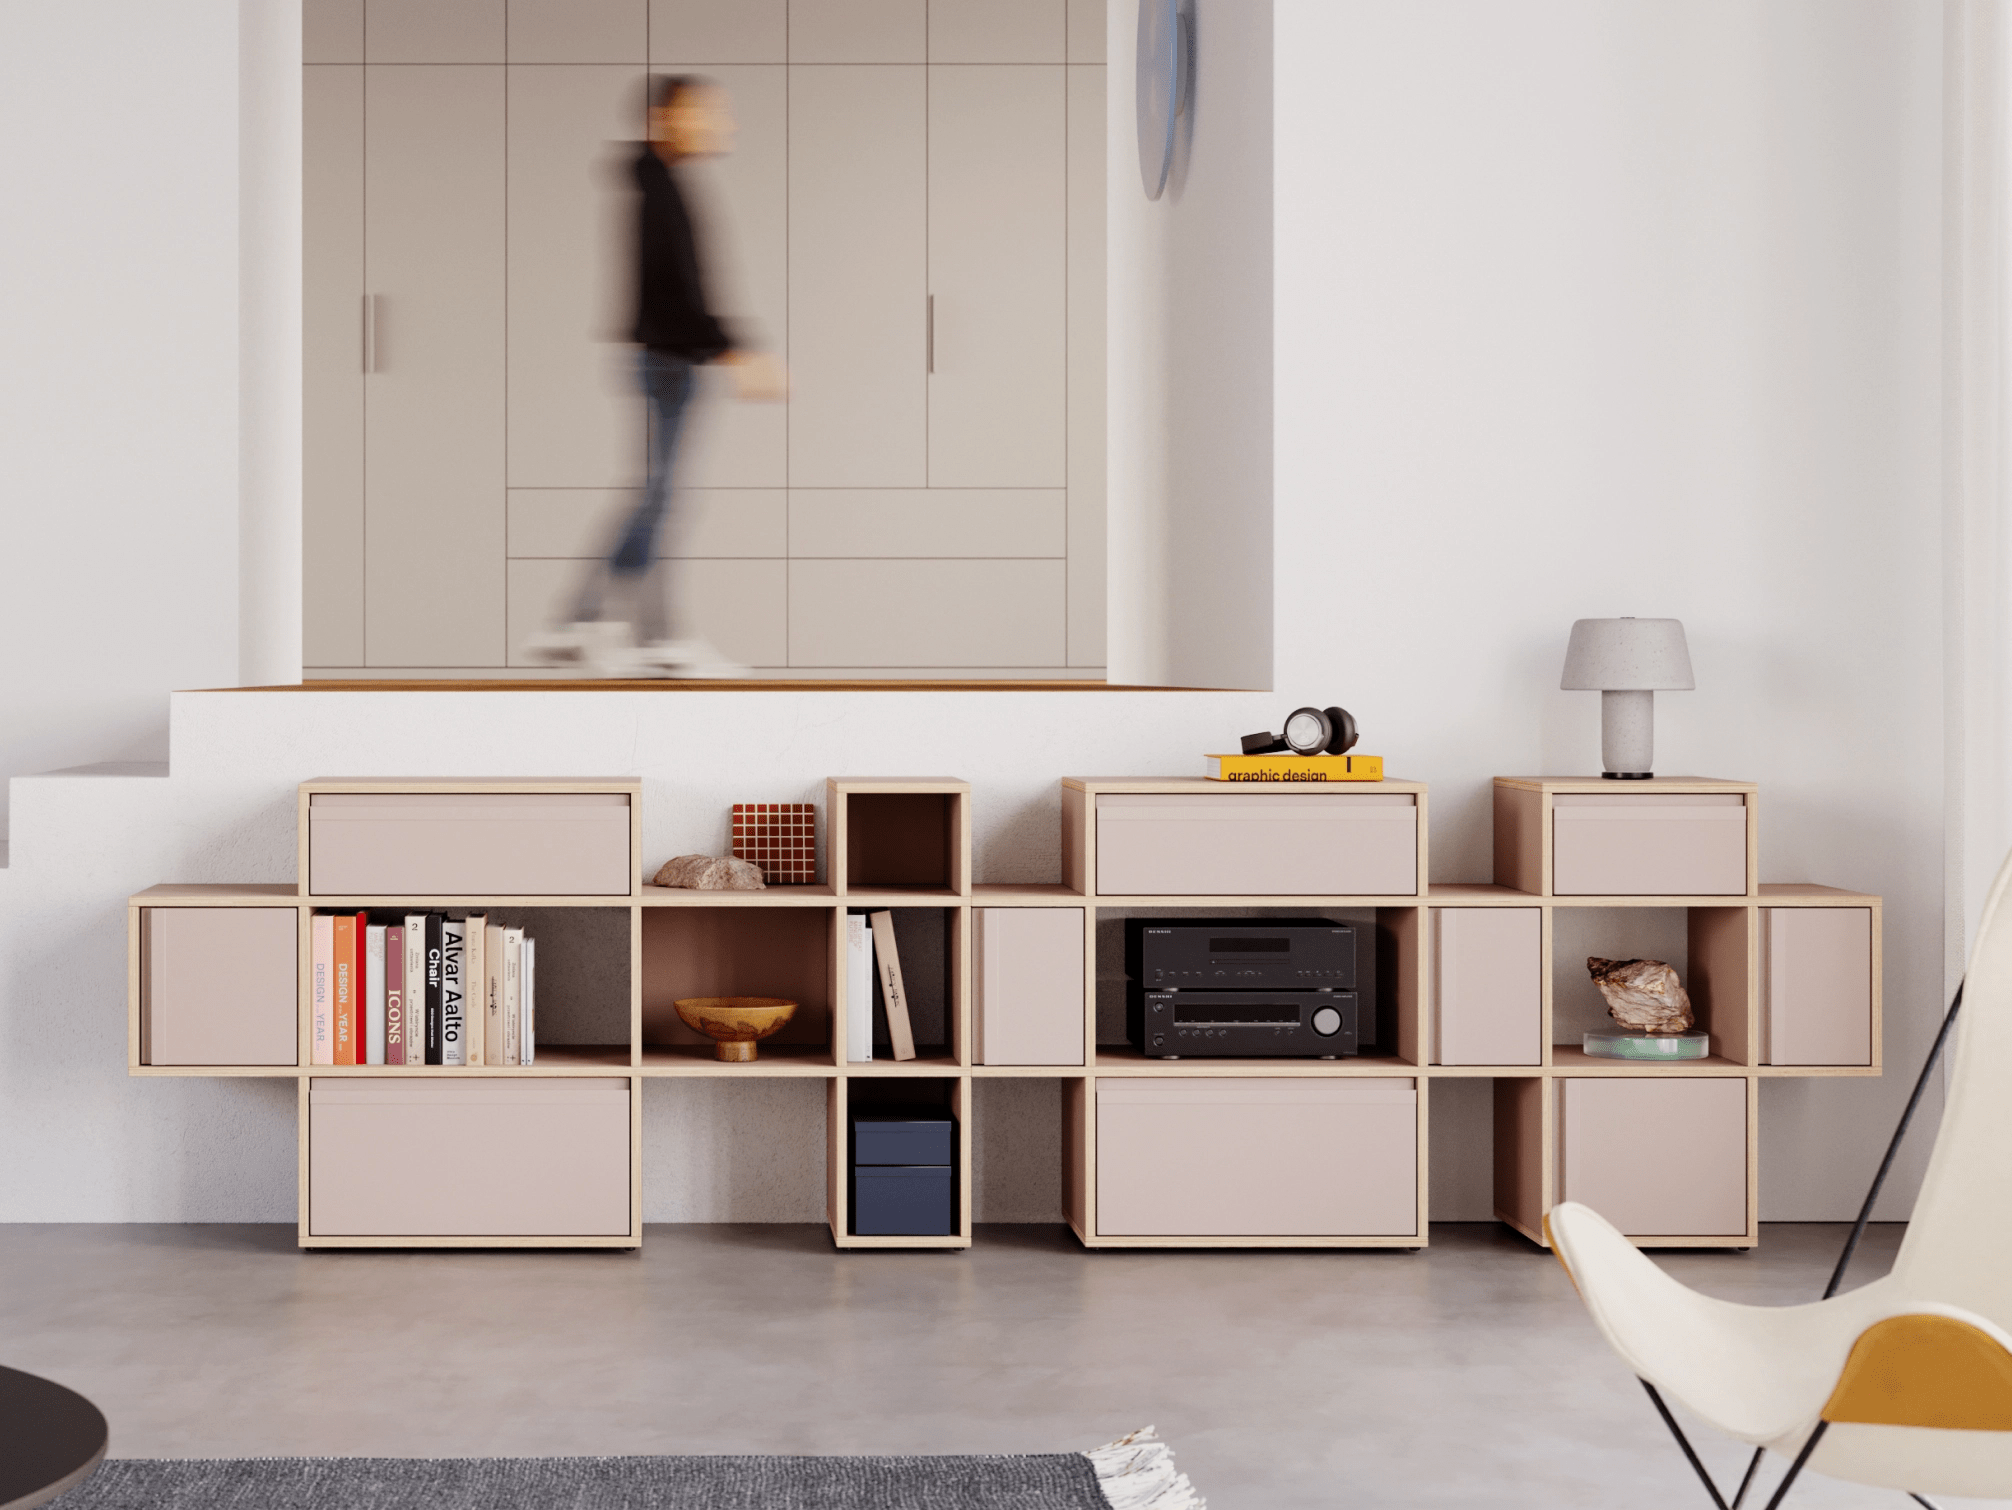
[
  {"x1": 1586, "y1": 956, "x2": 1693, "y2": 1034},
  {"x1": 653, "y1": 854, "x2": 767, "y2": 891}
]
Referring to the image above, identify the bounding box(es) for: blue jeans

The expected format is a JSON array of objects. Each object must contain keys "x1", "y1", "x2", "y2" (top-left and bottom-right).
[{"x1": 573, "y1": 350, "x2": 696, "y2": 641}]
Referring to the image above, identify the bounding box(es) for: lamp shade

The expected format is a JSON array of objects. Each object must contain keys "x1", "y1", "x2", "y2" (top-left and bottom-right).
[{"x1": 1560, "y1": 618, "x2": 1694, "y2": 691}]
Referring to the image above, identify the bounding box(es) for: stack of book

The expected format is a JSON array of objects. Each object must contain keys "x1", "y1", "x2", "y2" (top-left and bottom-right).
[
  {"x1": 844, "y1": 909, "x2": 915, "y2": 1063},
  {"x1": 310, "y1": 913, "x2": 537, "y2": 1067}
]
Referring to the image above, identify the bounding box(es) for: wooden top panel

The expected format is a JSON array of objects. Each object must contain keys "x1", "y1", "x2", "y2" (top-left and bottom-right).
[
  {"x1": 130, "y1": 883, "x2": 299, "y2": 904},
  {"x1": 1493, "y1": 775, "x2": 1757, "y2": 795},
  {"x1": 827, "y1": 777, "x2": 970, "y2": 792},
  {"x1": 1063, "y1": 775, "x2": 1428, "y2": 794},
  {"x1": 641, "y1": 883, "x2": 840, "y2": 906},
  {"x1": 301, "y1": 776, "x2": 642, "y2": 794},
  {"x1": 1758, "y1": 883, "x2": 1881, "y2": 904}
]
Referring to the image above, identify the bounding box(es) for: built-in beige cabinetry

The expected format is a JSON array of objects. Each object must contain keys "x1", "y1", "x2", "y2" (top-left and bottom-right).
[
  {"x1": 130, "y1": 770, "x2": 1881, "y2": 1253},
  {"x1": 303, "y1": 0, "x2": 1106, "y2": 677}
]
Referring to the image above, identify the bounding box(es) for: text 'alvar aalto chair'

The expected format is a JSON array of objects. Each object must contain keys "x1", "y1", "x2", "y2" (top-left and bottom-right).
[{"x1": 1548, "y1": 850, "x2": 2012, "y2": 1509}]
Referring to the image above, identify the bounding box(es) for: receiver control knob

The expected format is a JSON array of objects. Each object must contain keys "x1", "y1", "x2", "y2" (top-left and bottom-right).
[{"x1": 1311, "y1": 1006, "x2": 1343, "y2": 1037}]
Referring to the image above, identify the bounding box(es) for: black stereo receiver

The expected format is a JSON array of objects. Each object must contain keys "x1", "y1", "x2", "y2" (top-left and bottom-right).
[
  {"x1": 1127, "y1": 988, "x2": 1361, "y2": 1058},
  {"x1": 1125, "y1": 917, "x2": 1356, "y2": 990}
]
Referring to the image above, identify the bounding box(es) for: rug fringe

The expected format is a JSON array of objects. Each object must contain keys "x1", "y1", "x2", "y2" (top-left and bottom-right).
[{"x1": 1083, "y1": 1426, "x2": 1205, "y2": 1510}]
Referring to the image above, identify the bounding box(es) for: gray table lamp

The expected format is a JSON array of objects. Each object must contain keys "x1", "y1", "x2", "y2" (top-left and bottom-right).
[{"x1": 1560, "y1": 618, "x2": 1694, "y2": 779}]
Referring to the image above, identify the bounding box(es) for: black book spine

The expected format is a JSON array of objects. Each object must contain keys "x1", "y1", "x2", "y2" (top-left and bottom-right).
[{"x1": 425, "y1": 912, "x2": 444, "y2": 1065}]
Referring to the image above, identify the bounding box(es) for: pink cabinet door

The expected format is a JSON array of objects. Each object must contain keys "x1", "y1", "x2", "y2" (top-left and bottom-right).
[
  {"x1": 1432, "y1": 907, "x2": 1541, "y2": 1065},
  {"x1": 974, "y1": 907, "x2": 1085, "y2": 1065},
  {"x1": 142, "y1": 907, "x2": 299, "y2": 1066},
  {"x1": 1763, "y1": 908, "x2": 1872, "y2": 1065},
  {"x1": 309, "y1": 1077, "x2": 630, "y2": 1236},
  {"x1": 1097, "y1": 1078, "x2": 1417, "y2": 1236},
  {"x1": 1095, "y1": 793, "x2": 1418, "y2": 897},
  {"x1": 308, "y1": 792, "x2": 631, "y2": 896},
  {"x1": 1559, "y1": 1078, "x2": 1747, "y2": 1237},
  {"x1": 1552, "y1": 794, "x2": 1747, "y2": 896}
]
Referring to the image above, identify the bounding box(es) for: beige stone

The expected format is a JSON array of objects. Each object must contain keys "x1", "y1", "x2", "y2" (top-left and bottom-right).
[
  {"x1": 652, "y1": 854, "x2": 767, "y2": 891},
  {"x1": 1586, "y1": 956, "x2": 1693, "y2": 1034}
]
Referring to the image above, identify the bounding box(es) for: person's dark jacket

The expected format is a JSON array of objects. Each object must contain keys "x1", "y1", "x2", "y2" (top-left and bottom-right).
[{"x1": 631, "y1": 146, "x2": 732, "y2": 360}]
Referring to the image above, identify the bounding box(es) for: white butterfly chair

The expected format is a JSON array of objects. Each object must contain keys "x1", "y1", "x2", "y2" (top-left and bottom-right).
[{"x1": 1548, "y1": 849, "x2": 2012, "y2": 1509}]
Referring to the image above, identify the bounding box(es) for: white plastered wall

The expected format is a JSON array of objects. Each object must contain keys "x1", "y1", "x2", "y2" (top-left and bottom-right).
[
  {"x1": 0, "y1": 1, "x2": 246, "y2": 832},
  {"x1": 1105, "y1": 0, "x2": 1274, "y2": 689}
]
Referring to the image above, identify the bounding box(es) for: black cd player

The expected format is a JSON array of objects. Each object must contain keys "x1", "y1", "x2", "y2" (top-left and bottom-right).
[
  {"x1": 1124, "y1": 917, "x2": 1356, "y2": 990},
  {"x1": 1127, "y1": 988, "x2": 1361, "y2": 1058}
]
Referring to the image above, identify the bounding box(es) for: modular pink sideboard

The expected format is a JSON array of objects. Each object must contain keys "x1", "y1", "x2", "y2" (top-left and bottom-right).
[{"x1": 129, "y1": 773, "x2": 1881, "y2": 1252}]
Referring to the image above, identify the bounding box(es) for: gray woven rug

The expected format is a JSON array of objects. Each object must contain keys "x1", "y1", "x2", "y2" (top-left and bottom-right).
[{"x1": 55, "y1": 1455, "x2": 1103, "y2": 1509}]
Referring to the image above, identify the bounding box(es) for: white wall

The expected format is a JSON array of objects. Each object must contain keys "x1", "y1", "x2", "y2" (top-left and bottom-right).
[
  {"x1": 0, "y1": 1, "x2": 246, "y2": 831},
  {"x1": 1106, "y1": 0, "x2": 1274, "y2": 689},
  {"x1": 1274, "y1": 0, "x2": 1947, "y2": 1216}
]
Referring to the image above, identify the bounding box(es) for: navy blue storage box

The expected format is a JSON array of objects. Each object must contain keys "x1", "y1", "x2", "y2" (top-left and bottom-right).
[
  {"x1": 850, "y1": 1112, "x2": 956, "y2": 1236},
  {"x1": 853, "y1": 1114, "x2": 955, "y2": 1167},
  {"x1": 853, "y1": 1165, "x2": 955, "y2": 1236}
]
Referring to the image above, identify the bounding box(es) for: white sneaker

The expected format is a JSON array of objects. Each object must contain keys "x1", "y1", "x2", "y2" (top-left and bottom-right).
[
  {"x1": 656, "y1": 638, "x2": 749, "y2": 679},
  {"x1": 521, "y1": 621, "x2": 599, "y2": 665}
]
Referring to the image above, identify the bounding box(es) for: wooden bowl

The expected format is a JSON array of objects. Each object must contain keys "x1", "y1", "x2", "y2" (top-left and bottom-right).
[{"x1": 673, "y1": 996, "x2": 799, "y2": 1062}]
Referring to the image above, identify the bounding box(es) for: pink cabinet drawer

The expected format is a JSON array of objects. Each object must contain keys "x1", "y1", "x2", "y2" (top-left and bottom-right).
[
  {"x1": 1095, "y1": 793, "x2": 1418, "y2": 897},
  {"x1": 1432, "y1": 907, "x2": 1541, "y2": 1065},
  {"x1": 1763, "y1": 908, "x2": 1873, "y2": 1065},
  {"x1": 309, "y1": 1078, "x2": 631, "y2": 1236},
  {"x1": 141, "y1": 907, "x2": 299, "y2": 1066},
  {"x1": 1096, "y1": 1078, "x2": 1417, "y2": 1236},
  {"x1": 974, "y1": 907, "x2": 1085, "y2": 1066},
  {"x1": 308, "y1": 793, "x2": 631, "y2": 896},
  {"x1": 1552, "y1": 794, "x2": 1747, "y2": 895},
  {"x1": 1559, "y1": 1078, "x2": 1747, "y2": 1237}
]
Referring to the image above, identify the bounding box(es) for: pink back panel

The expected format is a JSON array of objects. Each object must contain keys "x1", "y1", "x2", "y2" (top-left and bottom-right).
[
  {"x1": 309, "y1": 1078, "x2": 630, "y2": 1235},
  {"x1": 1552, "y1": 795, "x2": 1746, "y2": 895},
  {"x1": 1560, "y1": 1077, "x2": 1746, "y2": 1235},
  {"x1": 308, "y1": 793, "x2": 631, "y2": 896},
  {"x1": 1096, "y1": 1079, "x2": 1417, "y2": 1236},
  {"x1": 1433, "y1": 907, "x2": 1541, "y2": 1065},
  {"x1": 145, "y1": 907, "x2": 299, "y2": 1066},
  {"x1": 1763, "y1": 908, "x2": 1872, "y2": 1065},
  {"x1": 1095, "y1": 794, "x2": 1418, "y2": 896},
  {"x1": 974, "y1": 907, "x2": 1086, "y2": 1065}
]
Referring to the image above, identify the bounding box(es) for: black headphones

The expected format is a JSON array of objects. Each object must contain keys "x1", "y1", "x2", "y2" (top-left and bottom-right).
[{"x1": 1242, "y1": 706, "x2": 1359, "y2": 758}]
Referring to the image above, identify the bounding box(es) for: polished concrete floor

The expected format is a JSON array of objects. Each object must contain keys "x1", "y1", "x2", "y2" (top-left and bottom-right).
[{"x1": 1, "y1": 1222, "x2": 1992, "y2": 1510}]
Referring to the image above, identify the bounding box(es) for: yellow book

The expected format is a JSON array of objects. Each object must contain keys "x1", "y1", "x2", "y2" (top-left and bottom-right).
[{"x1": 1204, "y1": 753, "x2": 1384, "y2": 782}]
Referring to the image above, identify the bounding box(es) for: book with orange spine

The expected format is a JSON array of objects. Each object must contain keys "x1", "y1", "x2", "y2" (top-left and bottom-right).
[{"x1": 332, "y1": 913, "x2": 357, "y2": 1066}]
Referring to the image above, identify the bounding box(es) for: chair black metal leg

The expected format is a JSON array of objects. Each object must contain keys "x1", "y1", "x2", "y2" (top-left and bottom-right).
[
  {"x1": 1825, "y1": 981, "x2": 1963, "y2": 1299},
  {"x1": 1642, "y1": 1380, "x2": 1732, "y2": 1510},
  {"x1": 1760, "y1": 1421, "x2": 1828, "y2": 1510},
  {"x1": 1907, "y1": 1495, "x2": 1941, "y2": 1509},
  {"x1": 1729, "y1": 1446, "x2": 1767, "y2": 1509}
]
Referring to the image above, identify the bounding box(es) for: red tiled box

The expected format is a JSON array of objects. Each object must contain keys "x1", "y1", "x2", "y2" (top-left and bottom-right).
[{"x1": 733, "y1": 803, "x2": 817, "y2": 884}]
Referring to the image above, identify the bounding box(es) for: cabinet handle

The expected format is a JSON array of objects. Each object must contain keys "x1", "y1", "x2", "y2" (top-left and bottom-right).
[
  {"x1": 927, "y1": 294, "x2": 934, "y2": 375},
  {"x1": 363, "y1": 293, "x2": 378, "y2": 374}
]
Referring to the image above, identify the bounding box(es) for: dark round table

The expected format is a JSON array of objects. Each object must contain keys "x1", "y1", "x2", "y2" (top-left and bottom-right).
[{"x1": 0, "y1": 1366, "x2": 106, "y2": 1510}]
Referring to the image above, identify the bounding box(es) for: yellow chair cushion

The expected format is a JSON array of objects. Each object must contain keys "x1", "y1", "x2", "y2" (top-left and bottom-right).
[{"x1": 1823, "y1": 1315, "x2": 2012, "y2": 1431}]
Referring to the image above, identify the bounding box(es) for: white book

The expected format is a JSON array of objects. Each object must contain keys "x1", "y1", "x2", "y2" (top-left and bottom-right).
[
  {"x1": 503, "y1": 928, "x2": 523, "y2": 1067},
  {"x1": 463, "y1": 913, "x2": 486, "y2": 1066},
  {"x1": 845, "y1": 914, "x2": 874, "y2": 1063},
  {"x1": 522, "y1": 937, "x2": 536, "y2": 1066},
  {"x1": 485, "y1": 923, "x2": 506, "y2": 1068},
  {"x1": 403, "y1": 915, "x2": 426, "y2": 1067},
  {"x1": 364, "y1": 924, "x2": 387, "y2": 1065},
  {"x1": 310, "y1": 915, "x2": 334, "y2": 1065},
  {"x1": 441, "y1": 916, "x2": 467, "y2": 1066}
]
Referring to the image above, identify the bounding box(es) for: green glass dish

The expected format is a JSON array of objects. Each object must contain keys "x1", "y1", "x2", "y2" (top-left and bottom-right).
[{"x1": 1583, "y1": 1030, "x2": 1710, "y2": 1061}]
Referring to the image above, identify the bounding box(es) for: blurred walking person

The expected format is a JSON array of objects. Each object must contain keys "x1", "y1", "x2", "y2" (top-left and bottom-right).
[{"x1": 529, "y1": 75, "x2": 784, "y2": 677}]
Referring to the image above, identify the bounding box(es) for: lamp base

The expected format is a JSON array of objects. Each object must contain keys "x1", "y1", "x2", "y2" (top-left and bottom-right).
[{"x1": 1602, "y1": 771, "x2": 1653, "y2": 780}]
